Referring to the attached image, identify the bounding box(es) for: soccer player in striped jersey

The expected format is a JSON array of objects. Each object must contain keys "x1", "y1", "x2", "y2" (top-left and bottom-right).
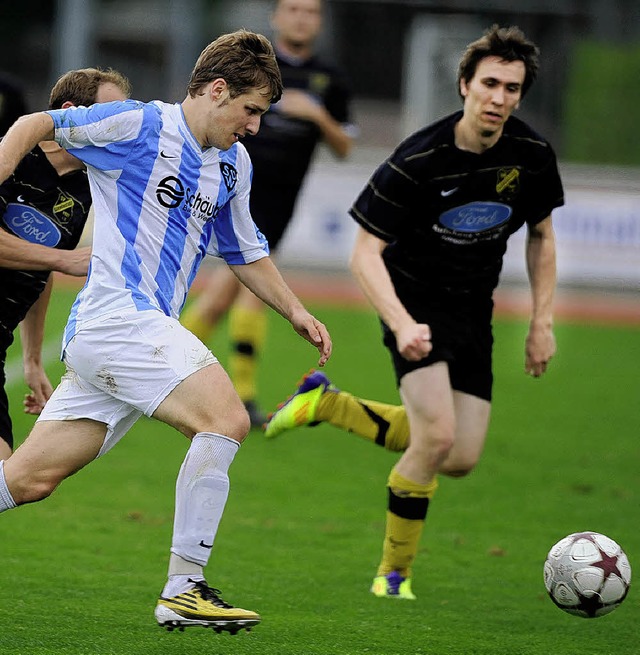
[
  {"x1": 181, "y1": 0, "x2": 355, "y2": 427},
  {"x1": 265, "y1": 25, "x2": 563, "y2": 601},
  {"x1": 0, "y1": 30, "x2": 331, "y2": 633}
]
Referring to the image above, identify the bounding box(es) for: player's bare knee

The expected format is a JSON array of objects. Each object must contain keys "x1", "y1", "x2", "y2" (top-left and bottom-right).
[
  {"x1": 229, "y1": 407, "x2": 251, "y2": 442},
  {"x1": 407, "y1": 430, "x2": 455, "y2": 470},
  {"x1": 190, "y1": 407, "x2": 250, "y2": 443}
]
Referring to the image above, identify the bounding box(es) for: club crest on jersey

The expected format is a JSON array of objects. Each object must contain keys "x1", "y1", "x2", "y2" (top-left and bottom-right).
[
  {"x1": 310, "y1": 72, "x2": 330, "y2": 95},
  {"x1": 53, "y1": 192, "x2": 75, "y2": 222},
  {"x1": 496, "y1": 167, "x2": 520, "y2": 198},
  {"x1": 220, "y1": 162, "x2": 237, "y2": 192}
]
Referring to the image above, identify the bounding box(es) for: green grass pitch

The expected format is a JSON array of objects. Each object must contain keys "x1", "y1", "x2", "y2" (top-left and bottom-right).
[{"x1": 0, "y1": 286, "x2": 637, "y2": 655}]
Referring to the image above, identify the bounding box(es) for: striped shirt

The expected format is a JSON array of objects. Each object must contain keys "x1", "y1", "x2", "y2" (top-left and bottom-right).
[{"x1": 47, "y1": 99, "x2": 268, "y2": 348}]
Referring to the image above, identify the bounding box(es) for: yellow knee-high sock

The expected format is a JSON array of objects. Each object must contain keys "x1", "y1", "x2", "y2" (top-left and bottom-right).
[
  {"x1": 377, "y1": 468, "x2": 439, "y2": 578},
  {"x1": 316, "y1": 391, "x2": 409, "y2": 452},
  {"x1": 229, "y1": 306, "x2": 267, "y2": 403},
  {"x1": 181, "y1": 303, "x2": 214, "y2": 343}
]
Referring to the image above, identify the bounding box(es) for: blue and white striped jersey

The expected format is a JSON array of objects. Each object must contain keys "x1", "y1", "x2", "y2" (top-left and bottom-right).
[{"x1": 46, "y1": 99, "x2": 269, "y2": 348}]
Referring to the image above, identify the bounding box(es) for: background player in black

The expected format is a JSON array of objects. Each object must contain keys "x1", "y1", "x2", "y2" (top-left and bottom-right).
[
  {"x1": 265, "y1": 25, "x2": 563, "y2": 599},
  {"x1": 181, "y1": 0, "x2": 355, "y2": 425},
  {"x1": 0, "y1": 67, "x2": 131, "y2": 460}
]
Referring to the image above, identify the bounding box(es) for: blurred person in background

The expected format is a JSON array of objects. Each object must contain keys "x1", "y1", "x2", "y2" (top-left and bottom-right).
[
  {"x1": 0, "y1": 30, "x2": 331, "y2": 633},
  {"x1": 0, "y1": 67, "x2": 131, "y2": 462},
  {"x1": 0, "y1": 73, "x2": 29, "y2": 136},
  {"x1": 181, "y1": 0, "x2": 355, "y2": 426},
  {"x1": 265, "y1": 25, "x2": 563, "y2": 600}
]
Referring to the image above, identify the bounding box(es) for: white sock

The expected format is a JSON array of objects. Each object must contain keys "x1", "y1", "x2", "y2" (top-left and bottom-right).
[
  {"x1": 170, "y1": 432, "x2": 239, "y2": 568},
  {"x1": 162, "y1": 572, "x2": 206, "y2": 598},
  {"x1": 0, "y1": 460, "x2": 17, "y2": 511}
]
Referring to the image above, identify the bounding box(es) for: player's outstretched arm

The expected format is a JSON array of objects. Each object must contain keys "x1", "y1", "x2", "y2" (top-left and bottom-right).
[
  {"x1": 0, "y1": 112, "x2": 90, "y2": 276},
  {"x1": 229, "y1": 258, "x2": 332, "y2": 367},
  {"x1": 0, "y1": 229, "x2": 91, "y2": 275},
  {"x1": 0, "y1": 112, "x2": 55, "y2": 183}
]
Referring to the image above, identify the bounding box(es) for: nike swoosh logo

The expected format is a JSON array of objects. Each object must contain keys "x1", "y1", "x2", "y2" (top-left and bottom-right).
[
  {"x1": 440, "y1": 187, "x2": 459, "y2": 197},
  {"x1": 160, "y1": 150, "x2": 177, "y2": 159},
  {"x1": 199, "y1": 540, "x2": 213, "y2": 549},
  {"x1": 16, "y1": 195, "x2": 25, "y2": 202}
]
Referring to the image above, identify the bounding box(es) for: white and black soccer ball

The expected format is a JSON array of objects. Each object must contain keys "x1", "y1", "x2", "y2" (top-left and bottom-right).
[{"x1": 544, "y1": 531, "x2": 631, "y2": 618}]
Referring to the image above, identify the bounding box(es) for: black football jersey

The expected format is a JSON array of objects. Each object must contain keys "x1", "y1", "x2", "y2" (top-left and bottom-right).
[
  {"x1": 350, "y1": 111, "x2": 564, "y2": 298},
  {"x1": 244, "y1": 49, "x2": 352, "y2": 198},
  {"x1": 0, "y1": 146, "x2": 91, "y2": 350}
]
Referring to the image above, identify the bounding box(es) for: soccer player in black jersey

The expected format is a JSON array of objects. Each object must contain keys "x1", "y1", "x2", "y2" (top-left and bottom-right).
[
  {"x1": 265, "y1": 25, "x2": 564, "y2": 599},
  {"x1": 182, "y1": 0, "x2": 355, "y2": 426},
  {"x1": 0, "y1": 68, "x2": 131, "y2": 460}
]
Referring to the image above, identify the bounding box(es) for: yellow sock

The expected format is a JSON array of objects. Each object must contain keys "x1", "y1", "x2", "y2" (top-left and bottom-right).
[
  {"x1": 317, "y1": 391, "x2": 409, "y2": 452},
  {"x1": 229, "y1": 305, "x2": 267, "y2": 402},
  {"x1": 377, "y1": 468, "x2": 438, "y2": 578},
  {"x1": 181, "y1": 303, "x2": 214, "y2": 343}
]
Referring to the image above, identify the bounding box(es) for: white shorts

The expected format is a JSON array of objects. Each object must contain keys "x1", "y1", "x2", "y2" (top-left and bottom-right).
[{"x1": 38, "y1": 310, "x2": 217, "y2": 456}]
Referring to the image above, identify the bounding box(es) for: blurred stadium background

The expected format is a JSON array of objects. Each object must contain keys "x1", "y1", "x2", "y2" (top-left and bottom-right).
[{"x1": 2, "y1": 0, "x2": 639, "y2": 302}]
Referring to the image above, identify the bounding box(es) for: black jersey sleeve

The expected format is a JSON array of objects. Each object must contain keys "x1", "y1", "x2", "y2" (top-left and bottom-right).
[
  {"x1": 349, "y1": 148, "x2": 422, "y2": 241},
  {"x1": 524, "y1": 148, "x2": 564, "y2": 225}
]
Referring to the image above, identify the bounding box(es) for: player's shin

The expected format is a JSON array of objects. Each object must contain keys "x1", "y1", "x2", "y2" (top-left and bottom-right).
[
  {"x1": 319, "y1": 393, "x2": 409, "y2": 451},
  {"x1": 377, "y1": 468, "x2": 438, "y2": 578},
  {"x1": 164, "y1": 432, "x2": 239, "y2": 596},
  {"x1": 229, "y1": 306, "x2": 266, "y2": 403}
]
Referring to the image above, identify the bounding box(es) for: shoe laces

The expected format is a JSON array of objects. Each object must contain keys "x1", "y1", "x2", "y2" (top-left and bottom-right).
[{"x1": 189, "y1": 578, "x2": 233, "y2": 609}]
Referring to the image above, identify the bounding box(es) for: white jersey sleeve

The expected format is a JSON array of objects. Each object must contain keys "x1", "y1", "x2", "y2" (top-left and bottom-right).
[{"x1": 207, "y1": 143, "x2": 269, "y2": 263}]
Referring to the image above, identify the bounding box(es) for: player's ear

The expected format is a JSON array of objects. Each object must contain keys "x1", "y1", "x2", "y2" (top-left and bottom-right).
[
  {"x1": 210, "y1": 78, "x2": 228, "y2": 101},
  {"x1": 459, "y1": 79, "x2": 468, "y2": 98},
  {"x1": 60, "y1": 100, "x2": 75, "y2": 109}
]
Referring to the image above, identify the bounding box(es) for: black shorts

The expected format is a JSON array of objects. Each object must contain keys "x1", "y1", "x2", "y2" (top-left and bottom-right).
[
  {"x1": 381, "y1": 289, "x2": 494, "y2": 402},
  {"x1": 0, "y1": 363, "x2": 13, "y2": 449}
]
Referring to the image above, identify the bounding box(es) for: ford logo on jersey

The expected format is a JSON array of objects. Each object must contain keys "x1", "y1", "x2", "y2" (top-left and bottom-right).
[
  {"x1": 1, "y1": 203, "x2": 62, "y2": 247},
  {"x1": 439, "y1": 201, "x2": 512, "y2": 233}
]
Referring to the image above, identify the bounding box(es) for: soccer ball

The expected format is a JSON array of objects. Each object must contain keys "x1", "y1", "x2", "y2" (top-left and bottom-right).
[{"x1": 544, "y1": 531, "x2": 631, "y2": 618}]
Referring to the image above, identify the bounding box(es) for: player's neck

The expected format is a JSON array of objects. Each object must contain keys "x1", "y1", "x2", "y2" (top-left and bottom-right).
[
  {"x1": 38, "y1": 141, "x2": 84, "y2": 176},
  {"x1": 453, "y1": 118, "x2": 502, "y2": 155}
]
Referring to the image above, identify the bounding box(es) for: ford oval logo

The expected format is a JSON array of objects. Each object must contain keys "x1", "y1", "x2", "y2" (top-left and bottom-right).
[
  {"x1": 439, "y1": 202, "x2": 512, "y2": 233},
  {"x1": 2, "y1": 203, "x2": 62, "y2": 247}
]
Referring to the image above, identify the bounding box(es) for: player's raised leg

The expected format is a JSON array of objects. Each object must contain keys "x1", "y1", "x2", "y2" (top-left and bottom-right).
[{"x1": 265, "y1": 370, "x2": 410, "y2": 452}]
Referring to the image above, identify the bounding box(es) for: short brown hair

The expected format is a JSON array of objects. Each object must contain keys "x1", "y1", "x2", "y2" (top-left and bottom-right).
[
  {"x1": 187, "y1": 29, "x2": 283, "y2": 103},
  {"x1": 457, "y1": 25, "x2": 540, "y2": 99},
  {"x1": 48, "y1": 67, "x2": 131, "y2": 110}
]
